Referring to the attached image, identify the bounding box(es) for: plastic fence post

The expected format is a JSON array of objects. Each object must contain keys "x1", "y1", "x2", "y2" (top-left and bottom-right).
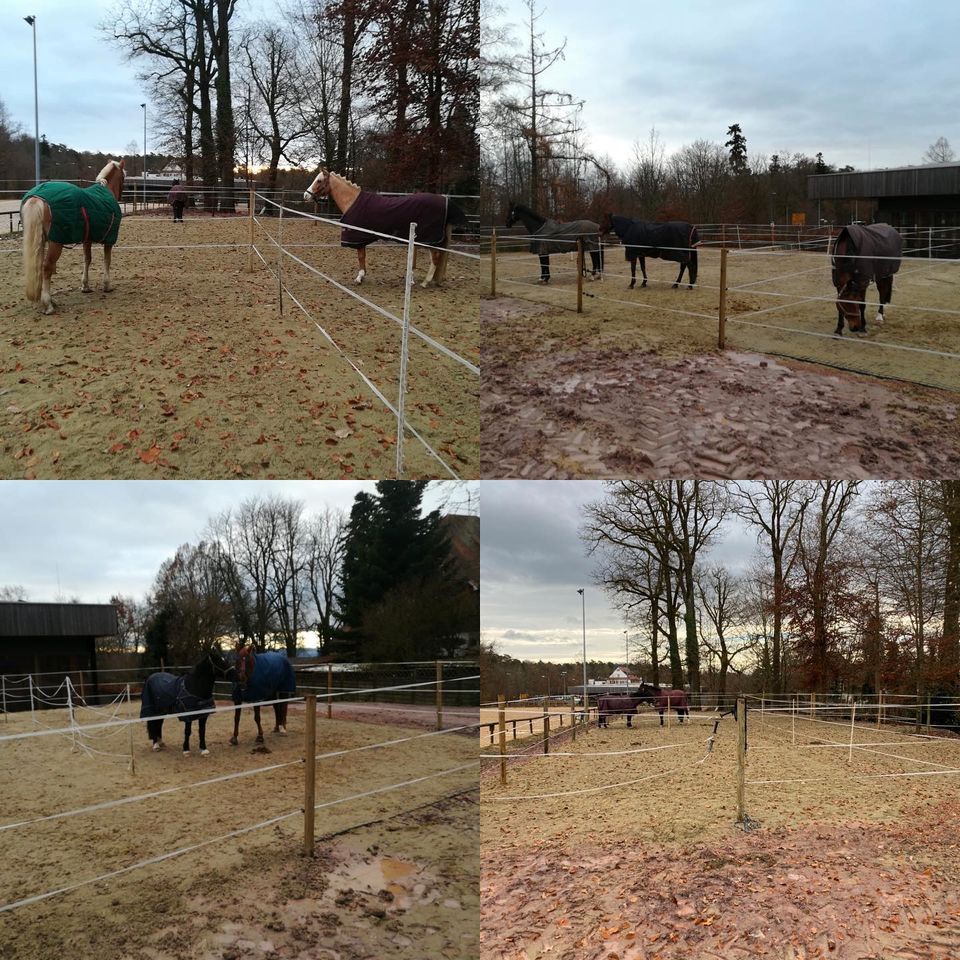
[
  {"x1": 490, "y1": 228, "x2": 497, "y2": 297},
  {"x1": 277, "y1": 199, "x2": 284, "y2": 315},
  {"x1": 576, "y1": 239, "x2": 584, "y2": 314},
  {"x1": 327, "y1": 664, "x2": 333, "y2": 719},
  {"x1": 498, "y1": 697, "x2": 507, "y2": 786},
  {"x1": 718, "y1": 247, "x2": 729, "y2": 349},
  {"x1": 736, "y1": 696, "x2": 747, "y2": 824},
  {"x1": 248, "y1": 188, "x2": 255, "y2": 273},
  {"x1": 304, "y1": 694, "x2": 317, "y2": 857},
  {"x1": 848, "y1": 701, "x2": 857, "y2": 763},
  {"x1": 436, "y1": 660, "x2": 443, "y2": 731},
  {"x1": 395, "y1": 221, "x2": 417, "y2": 478}
]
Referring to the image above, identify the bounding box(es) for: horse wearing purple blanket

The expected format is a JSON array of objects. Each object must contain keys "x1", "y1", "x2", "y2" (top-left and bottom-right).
[{"x1": 597, "y1": 683, "x2": 690, "y2": 728}]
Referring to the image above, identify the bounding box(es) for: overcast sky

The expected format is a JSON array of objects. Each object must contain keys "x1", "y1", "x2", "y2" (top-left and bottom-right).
[
  {"x1": 481, "y1": 481, "x2": 760, "y2": 666},
  {"x1": 492, "y1": 0, "x2": 960, "y2": 172},
  {"x1": 0, "y1": 480, "x2": 476, "y2": 605}
]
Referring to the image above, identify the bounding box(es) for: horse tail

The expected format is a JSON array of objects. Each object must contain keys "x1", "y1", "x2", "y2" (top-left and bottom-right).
[
  {"x1": 22, "y1": 196, "x2": 46, "y2": 302},
  {"x1": 140, "y1": 675, "x2": 155, "y2": 718},
  {"x1": 445, "y1": 200, "x2": 468, "y2": 229},
  {"x1": 688, "y1": 225, "x2": 700, "y2": 284}
]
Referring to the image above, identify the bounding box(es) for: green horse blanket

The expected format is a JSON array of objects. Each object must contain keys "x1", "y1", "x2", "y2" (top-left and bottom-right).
[{"x1": 21, "y1": 181, "x2": 122, "y2": 246}]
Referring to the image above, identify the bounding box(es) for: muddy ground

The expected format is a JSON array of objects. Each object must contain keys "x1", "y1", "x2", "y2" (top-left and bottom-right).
[
  {"x1": 482, "y1": 291, "x2": 960, "y2": 478},
  {"x1": 0, "y1": 214, "x2": 478, "y2": 479},
  {"x1": 0, "y1": 699, "x2": 477, "y2": 960},
  {"x1": 480, "y1": 711, "x2": 960, "y2": 959}
]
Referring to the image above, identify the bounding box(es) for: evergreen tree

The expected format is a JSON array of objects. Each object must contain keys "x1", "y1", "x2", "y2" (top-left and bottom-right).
[
  {"x1": 815, "y1": 152, "x2": 827, "y2": 174},
  {"x1": 724, "y1": 123, "x2": 747, "y2": 175}
]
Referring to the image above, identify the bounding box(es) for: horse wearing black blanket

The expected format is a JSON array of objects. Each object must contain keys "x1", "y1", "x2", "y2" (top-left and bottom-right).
[
  {"x1": 830, "y1": 223, "x2": 902, "y2": 335},
  {"x1": 599, "y1": 213, "x2": 700, "y2": 289},
  {"x1": 140, "y1": 647, "x2": 235, "y2": 756},
  {"x1": 505, "y1": 202, "x2": 604, "y2": 283}
]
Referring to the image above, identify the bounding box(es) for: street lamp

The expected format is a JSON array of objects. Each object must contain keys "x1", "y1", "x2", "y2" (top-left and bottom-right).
[
  {"x1": 541, "y1": 674, "x2": 550, "y2": 700},
  {"x1": 23, "y1": 16, "x2": 39, "y2": 185},
  {"x1": 560, "y1": 671, "x2": 567, "y2": 696},
  {"x1": 577, "y1": 588, "x2": 586, "y2": 709},
  {"x1": 623, "y1": 629, "x2": 628, "y2": 671},
  {"x1": 141, "y1": 103, "x2": 147, "y2": 209}
]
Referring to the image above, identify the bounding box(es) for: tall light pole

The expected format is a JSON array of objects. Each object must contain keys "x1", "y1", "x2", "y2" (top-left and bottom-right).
[
  {"x1": 623, "y1": 629, "x2": 628, "y2": 671},
  {"x1": 24, "y1": 16, "x2": 39, "y2": 185},
  {"x1": 577, "y1": 588, "x2": 586, "y2": 706},
  {"x1": 141, "y1": 103, "x2": 147, "y2": 209}
]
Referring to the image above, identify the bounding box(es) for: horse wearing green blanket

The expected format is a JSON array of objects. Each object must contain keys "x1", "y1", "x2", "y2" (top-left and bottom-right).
[{"x1": 21, "y1": 159, "x2": 125, "y2": 314}]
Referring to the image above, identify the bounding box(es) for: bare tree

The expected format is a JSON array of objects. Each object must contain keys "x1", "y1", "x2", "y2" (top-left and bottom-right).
[
  {"x1": 697, "y1": 564, "x2": 751, "y2": 697},
  {"x1": 0, "y1": 585, "x2": 29, "y2": 601},
  {"x1": 924, "y1": 136, "x2": 956, "y2": 163},
  {"x1": 304, "y1": 507, "x2": 347, "y2": 653}
]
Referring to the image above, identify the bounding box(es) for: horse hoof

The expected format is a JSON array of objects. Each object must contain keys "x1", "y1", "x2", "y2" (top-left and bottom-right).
[
  {"x1": 256, "y1": 736, "x2": 264, "y2": 744},
  {"x1": 152, "y1": 742, "x2": 160, "y2": 752},
  {"x1": 183, "y1": 750, "x2": 190, "y2": 756},
  {"x1": 103, "y1": 284, "x2": 113, "y2": 293},
  {"x1": 277, "y1": 727, "x2": 287, "y2": 736},
  {"x1": 81, "y1": 286, "x2": 92, "y2": 293},
  {"x1": 201, "y1": 749, "x2": 210, "y2": 757},
  {"x1": 229, "y1": 737, "x2": 238, "y2": 746}
]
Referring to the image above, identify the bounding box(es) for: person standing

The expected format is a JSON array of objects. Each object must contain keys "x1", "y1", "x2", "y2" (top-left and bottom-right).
[{"x1": 166, "y1": 179, "x2": 187, "y2": 222}]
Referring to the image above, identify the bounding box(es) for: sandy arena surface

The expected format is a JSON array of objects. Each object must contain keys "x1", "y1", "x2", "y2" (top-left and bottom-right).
[
  {"x1": 480, "y1": 709, "x2": 960, "y2": 959},
  {"x1": 482, "y1": 245, "x2": 960, "y2": 478},
  {"x1": 0, "y1": 214, "x2": 478, "y2": 479},
  {"x1": 0, "y1": 699, "x2": 478, "y2": 960}
]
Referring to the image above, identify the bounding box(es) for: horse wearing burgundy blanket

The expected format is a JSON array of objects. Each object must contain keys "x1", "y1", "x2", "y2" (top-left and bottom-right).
[{"x1": 597, "y1": 683, "x2": 690, "y2": 727}]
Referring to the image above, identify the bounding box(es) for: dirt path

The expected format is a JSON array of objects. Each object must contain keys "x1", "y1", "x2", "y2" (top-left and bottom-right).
[{"x1": 481, "y1": 297, "x2": 960, "y2": 478}]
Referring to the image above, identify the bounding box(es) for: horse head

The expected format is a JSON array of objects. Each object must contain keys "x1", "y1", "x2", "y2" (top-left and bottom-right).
[
  {"x1": 597, "y1": 212, "x2": 613, "y2": 235},
  {"x1": 505, "y1": 201, "x2": 520, "y2": 228},
  {"x1": 303, "y1": 167, "x2": 330, "y2": 203},
  {"x1": 96, "y1": 159, "x2": 126, "y2": 201},
  {"x1": 205, "y1": 645, "x2": 235, "y2": 680},
  {"x1": 831, "y1": 233, "x2": 867, "y2": 332},
  {"x1": 235, "y1": 644, "x2": 256, "y2": 687}
]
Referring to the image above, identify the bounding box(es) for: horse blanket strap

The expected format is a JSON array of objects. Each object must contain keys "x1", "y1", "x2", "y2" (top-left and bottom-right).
[
  {"x1": 140, "y1": 672, "x2": 214, "y2": 723},
  {"x1": 340, "y1": 191, "x2": 448, "y2": 248},
  {"x1": 21, "y1": 181, "x2": 122, "y2": 247},
  {"x1": 530, "y1": 219, "x2": 601, "y2": 255},
  {"x1": 832, "y1": 223, "x2": 902, "y2": 283},
  {"x1": 611, "y1": 217, "x2": 697, "y2": 263},
  {"x1": 234, "y1": 651, "x2": 296, "y2": 704}
]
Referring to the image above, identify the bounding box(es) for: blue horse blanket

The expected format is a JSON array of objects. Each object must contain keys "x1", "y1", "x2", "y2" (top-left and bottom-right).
[
  {"x1": 233, "y1": 651, "x2": 296, "y2": 704},
  {"x1": 340, "y1": 191, "x2": 450, "y2": 248},
  {"x1": 21, "y1": 181, "x2": 122, "y2": 246},
  {"x1": 608, "y1": 216, "x2": 698, "y2": 263},
  {"x1": 140, "y1": 672, "x2": 214, "y2": 723}
]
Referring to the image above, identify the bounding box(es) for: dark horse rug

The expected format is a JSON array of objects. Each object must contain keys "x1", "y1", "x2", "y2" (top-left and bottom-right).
[
  {"x1": 528, "y1": 218, "x2": 602, "y2": 255},
  {"x1": 340, "y1": 192, "x2": 460, "y2": 248},
  {"x1": 140, "y1": 672, "x2": 214, "y2": 722},
  {"x1": 21, "y1": 181, "x2": 122, "y2": 246},
  {"x1": 608, "y1": 216, "x2": 699, "y2": 266},
  {"x1": 830, "y1": 223, "x2": 902, "y2": 286},
  {"x1": 234, "y1": 651, "x2": 297, "y2": 704}
]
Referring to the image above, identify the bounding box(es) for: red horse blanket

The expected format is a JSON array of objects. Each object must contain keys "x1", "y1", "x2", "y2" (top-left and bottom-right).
[{"x1": 340, "y1": 191, "x2": 449, "y2": 248}]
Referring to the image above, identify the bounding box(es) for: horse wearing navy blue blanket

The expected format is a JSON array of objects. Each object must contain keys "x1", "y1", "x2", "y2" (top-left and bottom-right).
[
  {"x1": 230, "y1": 645, "x2": 297, "y2": 745},
  {"x1": 139, "y1": 647, "x2": 234, "y2": 755},
  {"x1": 599, "y1": 213, "x2": 700, "y2": 289}
]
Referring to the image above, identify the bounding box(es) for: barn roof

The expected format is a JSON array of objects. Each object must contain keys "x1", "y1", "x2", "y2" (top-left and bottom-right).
[
  {"x1": 808, "y1": 162, "x2": 960, "y2": 200},
  {"x1": 0, "y1": 602, "x2": 118, "y2": 638}
]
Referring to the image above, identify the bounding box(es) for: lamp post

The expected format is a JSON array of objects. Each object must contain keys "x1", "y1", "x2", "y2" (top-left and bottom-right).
[
  {"x1": 560, "y1": 671, "x2": 567, "y2": 696},
  {"x1": 24, "y1": 16, "x2": 40, "y2": 185},
  {"x1": 141, "y1": 103, "x2": 147, "y2": 209},
  {"x1": 577, "y1": 588, "x2": 586, "y2": 707},
  {"x1": 541, "y1": 674, "x2": 550, "y2": 700},
  {"x1": 623, "y1": 629, "x2": 629, "y2": 671}
]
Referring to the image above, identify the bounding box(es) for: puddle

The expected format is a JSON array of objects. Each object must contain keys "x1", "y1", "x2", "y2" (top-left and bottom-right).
[{"x1": 333, "y1": 856, "x2": 420, "y2": 909}]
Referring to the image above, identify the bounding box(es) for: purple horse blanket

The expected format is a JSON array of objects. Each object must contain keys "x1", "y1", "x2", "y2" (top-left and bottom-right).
[
  {"x1": 233, "y1": 651, "x2": 296, "y2": 705},
  {"x1": 340, "y1": 191, "x2": 449, "y2": 248},
  {"x1": 831, "y1": 223, "x2": 902, "y2": 284}
]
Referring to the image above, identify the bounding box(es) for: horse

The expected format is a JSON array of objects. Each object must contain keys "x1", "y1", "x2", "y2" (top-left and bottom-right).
[
  {"x1": 139, "y1": 647, "x2": 234, "y2": 756},
  {"x1": 597, "y1": 683, "x2": 690, "y2": 728},
  {"x1": 21, "y1": 159, "x2": 126, "y2": 314},
  {"x1": 830, "y1": 223, "x2": 902, "y2": 335},
  {"x1": 505, "y1": 202, "x2": 604, "y2": 283},
  {"x1": 303, "y1": 168, "x2": 466, "y2": 287},
  {"x1": 229, "y1": 645, "x2": 297, "y2": 745},
  {"x1": 598, "y1": 213, "x2": 700, "y2": 289}
]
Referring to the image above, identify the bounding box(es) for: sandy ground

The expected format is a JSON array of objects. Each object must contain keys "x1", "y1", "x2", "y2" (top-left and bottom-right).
[
  {"x1": 0, "y1": 215, "x2": 478, "y2": 479},
  {"x1": 0, "y1": 699, "x2": 477, "y2": 960},
  {"x1": 480, "y1": 710, "x2": 960, "y2": 959},
  {"x1": 482, "y1": 291, "x2": 960, "y2": 478}
]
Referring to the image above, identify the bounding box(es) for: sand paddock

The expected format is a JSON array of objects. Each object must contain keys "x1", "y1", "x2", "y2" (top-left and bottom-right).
[
  {"x1": 0, "y1": 699, "x2": 477, "y2": 960},
  {"x1": 0, "y1": 214, "x2": 478, "y2": 479}
]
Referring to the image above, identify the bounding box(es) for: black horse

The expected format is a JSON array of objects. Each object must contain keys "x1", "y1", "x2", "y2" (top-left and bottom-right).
[
  {"x1": 597, "y1": 683, "x2": 691, "y2": 727},
  {"x1": 830, "y1": 223, "x2": 902, "y2": 335},
  {"x1": 139, "y1": 647, "x2": 235, "y2": 756},
  {"x1": 599, "y1": 213, "x2": 700, "y2": 289},
  {"x1": 505, "y1": 202, "x2": 604, "y2": 283}
]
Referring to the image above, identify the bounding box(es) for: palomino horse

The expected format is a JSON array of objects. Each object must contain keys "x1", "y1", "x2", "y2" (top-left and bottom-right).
[
  {"x1": 598, "y1": 213, "x2": 700, "y2": 289},
  {"x1": 139, "y1": 647, "x2": 235, "y2": 756},
  {"x1": 21, "y1": 159, "x2": 125, "y2": 314},
  {"x1": 505, "y1": 202, "x2": 603, "y2": 283},
  {"x1": 597, "y1": 683, "x2": 690, "y2": 727},
  {"x1": 229, "y1": 645, "x2": 297, "y2": 745},
  {"x1": 830, "y1": 223, "x2": 902, "y2": 335},
  {"x1": 303, "y1": 169, "x2": 466, "y2": 286}
]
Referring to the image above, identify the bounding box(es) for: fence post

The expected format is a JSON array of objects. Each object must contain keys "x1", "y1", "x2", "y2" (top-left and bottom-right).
[
  {"x1": 571, "y1": 694, "x2": 577, "y2": 742},
  {"x1": 791, "y1": 695, "x2": 796, "y2": 746},
  {"x1": 848, "y1": 701, "x2": 857, "y2": 763},
  {"x1": 248, "y1": 187, "x2": 255, "y2": 273},
  {"x1": 718, "y1": 247, "x2": 729, "y2": 349},
  {"x1": 128, "y1": 716, "x2": 136, "y2": 775},
  {"x1": 810, "y1": 692, "x2": 815, "y2": 717},
  {"x1": 877, "y1": 690, "x2": 883, "y2": 729},
  {"x1": 736, "y1": 696, "x2": 746, "y2": 824},
  {"x1": 327, "y1": 664, "x2": 333, "y2": 719},
  {"x1": 928, "y1": 226, "x2": 933, "y2": 259},
  {"x1": 436, "y1": 660, "x2": 443, "y2": 731},
  {"x1": 576, "y1": 238, "x2": 584, "y2": 314},
  {"x1": 28, "y1": 674, "x2": 34, "y2": 724},
  {"x1": 277, "y1": 198, "x2": 284, "y2": 315},
  {"x1": 498, "y1": 697, "x2": 507, "y2": 786},
  {"x1": 1, "y1": 675, "x2": 5, "y2": 721},
  {"x1": 543, "y1": 712, "x2": 550, "y2": 755},
  {"x1": 490, "y1": 228, "x2": 497, "y2": 297},
  {"x1": 926, "y1": 698, "x2": 932, "y2": 733},
  {"x1": 395, "y1": 221, "x2": 417, "y2": 479},
  {"x1": 67, "y1": 677, "x2": 77, "y2": 753},
  {"x1": 303, "y1": 694, "x2": 317, "y2": 857}
]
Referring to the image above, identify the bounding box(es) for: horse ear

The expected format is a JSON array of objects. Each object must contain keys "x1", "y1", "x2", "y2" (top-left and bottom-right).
[{"x1": 118, "y1": 159, "x2": 125, "y2": 170}]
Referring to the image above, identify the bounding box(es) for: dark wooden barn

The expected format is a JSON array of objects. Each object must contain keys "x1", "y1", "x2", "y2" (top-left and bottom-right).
[{"x1": 0, "y1": 602, "x2": 118, "y2": 709}]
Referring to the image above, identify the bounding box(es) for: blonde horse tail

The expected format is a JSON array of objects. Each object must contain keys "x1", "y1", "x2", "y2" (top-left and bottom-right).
[
  {"x1": 435, "y1": 223, "x2": 452, "y2": 282},
  {"x1": 22, "y1": 197, "x2": 45, "y2": 302}
]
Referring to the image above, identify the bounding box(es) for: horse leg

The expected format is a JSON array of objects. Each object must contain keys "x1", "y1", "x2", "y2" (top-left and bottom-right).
[
  {"x1": 834, "y1": 296, "x2": 846, "y2": 336},
  {"x1": 432, "y1": 224, "x2": 452, "y2": 285},
  {"x1": 422, "y1": 249, "x2": 439, "y2": 288},
  {"x1": 41, "y1": 242, "x2": 63, "y2": 314},
  {"x1": 182, "y1": 719, "x2": 192, "y2": 755},
  {"x1": 688, "y1": 249, "x2": 698, "y2": 289},
  {"x1": 876, "y1": 276, "x2": 893, "y2": 324},
  {"x1": 658, "y1": 708, "x2": 664, "y2": 727},
  {"x1": 102, "y1": 244, "x2": 114, "y2": 292},
  {"x1": 639, "y1": 257, "x2": 648, "y2": 288},
  {"x1": 198, "y1": 715, "x2": 210, "y2": 756},
  {"x1": 355, "y1": 247, "x2": 366, "y2": 285},
  {"x1": 626, "y1": 713, "x2": 632, "y2": 728},
  {"x1": 254, "y1": 705, "x2": 264, "y2": 743},
  {"x1": 276, "y1": 700, "x2": 288, "y2": 734},
  {"x1": 538, "y1": 255, "x2": 550, "y2": 283},
  {"x1": 673, "y1": 263, "x2": 684, "y2": 289},
  {"x1": 81, "y1": 242, "x2": 93, "y2": 292},
  {"x1": 628, "y1": 256, "x2": 637, "y2": 289},
  {"x1": 230, "y1": 705, "x2": 241, "y2": 745},
  {"x1": 147, "y1": 718, "x2": 164, "y2": 750}
]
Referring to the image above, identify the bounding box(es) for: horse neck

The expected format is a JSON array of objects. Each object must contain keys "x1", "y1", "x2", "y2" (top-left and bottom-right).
[
  {"x1": 513, "y1": 206, "x2": 545, "y2": 232},
  {"x1": 327, "y1": 173, "x2": 360, "y2": 213},
  {"x1": 185, "y1": 656, "x2": 215, "y2": 698},
  {"x1": 97, "y1": 174, "x2": 122, "y2": 201}
]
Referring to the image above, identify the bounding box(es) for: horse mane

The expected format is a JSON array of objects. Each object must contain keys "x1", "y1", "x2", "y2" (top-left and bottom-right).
[
  {"x1": 95, "y1": 159, "x2": 122, "y2": 184},
  {"x1": 329, "y1": 170, "x2": 361, "y2": 190}
]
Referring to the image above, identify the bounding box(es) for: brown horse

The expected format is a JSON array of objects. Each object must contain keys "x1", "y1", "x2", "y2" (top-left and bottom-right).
[
  {"x1": 597, "y1": 683, "x2": 690, "y2": 728},
  {"x1": 21, "y1": 159, "x2": 126, "y2": 314},
  {"x1": 830, "y1": 223, "x2": 902, "y2": 335}
]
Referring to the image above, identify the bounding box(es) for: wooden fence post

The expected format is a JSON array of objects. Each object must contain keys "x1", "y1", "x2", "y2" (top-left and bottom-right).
[
  {"x1": 498, "y1": 697, "x2": 507, "y2": 786},
  {"x1": 543, "y1": 713, "x2": 550, "y2": 755},
  {"x1": 576, "y1": 239, "x2": 584, "y2": 314},
  {"x1": 736, "y1": 696, "x2": 746, "y2": 824},
  {"x1": 927, "y1": 698, "x2": 932, "y2": 734},
  {"x1": 490, "y1": 228, "x2": 497, "y2": 296},
  {"x1": 718, "y1": 247, "x2": 729, "y2": 349},
  {"x1": 877, "y1": 690, "x2": 883, "y2": 729},
  {"x1": 436, "y1": 660, "x2": 443, "y2": 731},
  {"x1": 810, "y1": 692, "x2": 815, "y2": 717},
  {"x1": 327, "y1": 664, "x2": 333, "y2": 719},
  {"x1": 303, "y1": 694, "x2": 317, "y2": 857}
]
